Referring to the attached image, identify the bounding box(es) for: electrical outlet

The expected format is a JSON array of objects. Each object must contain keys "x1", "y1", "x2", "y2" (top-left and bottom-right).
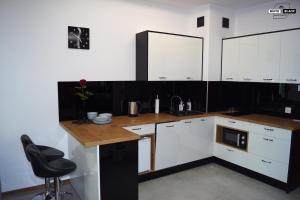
[{"x1": 285, "y1": 107, "x2": 292, "y2": 114}]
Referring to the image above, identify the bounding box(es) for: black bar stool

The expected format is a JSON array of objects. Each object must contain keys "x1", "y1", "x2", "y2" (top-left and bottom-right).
[
  {"x1": 21, "y1": 134, "x2": 65, "y2": 199},
  {"x1": 26, "y1": 144, "x2": 76, "y2": 200}
]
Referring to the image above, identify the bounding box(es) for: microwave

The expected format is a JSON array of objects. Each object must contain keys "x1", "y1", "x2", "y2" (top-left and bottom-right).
[{"x1": 222, "y1": 127, "x2": 248, "y2": 150}]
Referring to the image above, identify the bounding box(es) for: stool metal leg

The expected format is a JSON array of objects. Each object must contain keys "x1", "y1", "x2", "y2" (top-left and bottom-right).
[{"x1": 54, "y1": 178, "x2": 60, "y2": 200}]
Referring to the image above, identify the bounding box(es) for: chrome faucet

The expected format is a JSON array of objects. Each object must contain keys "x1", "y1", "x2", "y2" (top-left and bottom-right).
[{"x1": 170, "y1": 95, "x2": 183, "y2": 112}]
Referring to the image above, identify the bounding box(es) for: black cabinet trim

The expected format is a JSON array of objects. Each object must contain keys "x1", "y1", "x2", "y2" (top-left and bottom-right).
[
  {"x1": 139, "y1": 156, "x2": 300, "y2": 193},
  {"x1": 136, "y1": 30, "x2": 204, "y2": 81},
  {"x1": 223, "y1": 27, "x2": 300, "y2": 40}
]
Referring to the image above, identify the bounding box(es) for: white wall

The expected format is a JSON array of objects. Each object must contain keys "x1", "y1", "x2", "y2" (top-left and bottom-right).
[
  {"x1": 0, "y1": 0, "x2": 191, "y2": 192},
  {"x1": 234, "y1": 0, "x2": 300, "y2": 36}
]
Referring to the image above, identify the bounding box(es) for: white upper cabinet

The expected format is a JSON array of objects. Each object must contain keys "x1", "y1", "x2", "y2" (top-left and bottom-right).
[
  {"x1": 136, "y1": 31, "x2": 203, "y2": 81},
  {"x1": 222, "y1": 39, "x2": 241, "y2": 81},
  {"x1": 239, "y1": 36, "x2": 258, "y2": 82},
  {"x1": 280, "y1": 29, "x2": 300, "y2": 84},
  {"x1": 257, "y1": 33, "x2": 281, "y2": 82},
  {"x1": 222, "y1": 29, "x2": 300, "y2": 83}
]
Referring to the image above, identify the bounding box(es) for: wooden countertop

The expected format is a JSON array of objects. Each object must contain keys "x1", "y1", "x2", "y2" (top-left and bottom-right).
[{"x1": 60, "y1": 112, "x2": 300, "y2": 147}]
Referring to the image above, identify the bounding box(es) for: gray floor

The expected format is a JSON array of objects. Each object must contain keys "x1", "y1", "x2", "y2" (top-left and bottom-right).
[{"x1": 139, "y1": 163, "x2": 300, "y2": 200}]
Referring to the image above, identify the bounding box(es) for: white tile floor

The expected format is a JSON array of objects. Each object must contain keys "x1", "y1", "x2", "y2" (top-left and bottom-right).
[{"x1": 139, "y1": 163, "x2": 300, "y2": 200}]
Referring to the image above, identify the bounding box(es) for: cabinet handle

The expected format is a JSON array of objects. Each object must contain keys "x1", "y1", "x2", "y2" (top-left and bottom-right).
[
  {"x1": 263, "y1": 78, "x2": 273, "y2": 81},
  {"x1": 243, "y1": 78, "x2": 252, "y2": 81},
  {"x1": 261, "y1": 160, "x2": 272, "y2": 164},
  {"x1": 186, "y1": 77, "x2": 192, "y2": 80},
  {"x1": 286, "y1": 78, "x2": 297, "y2": 82},
  {"x1": 132, "y1": 128, "x2": 141, "y2": 131},
  {"x1": 200, "y1": 119, "x2": 207, "y2": 122},
  {"x1": 226, "y1": 78, "x2": 233, "y2": 80},
  {"x1": 228, "y1": 120, "x2": 236, "y2": 124},
  {"x1": 184, "y1": 121, "x2": 192, "y2": 124},
  {"x1": 264, "y1": 128, "x2": 274, "y2": 132},
  {"x1": 159, "y1": 77, "x2": 167, "y2": 80},
  {"x1": 166, "y1": 125, "x2": 174, "y2": 128},
  {"x1": 226, "y1": 148, "x2": 234, "y2": 152},
  {"x1": 263, "y1": 138, "x2": 274, "y2": 142}
]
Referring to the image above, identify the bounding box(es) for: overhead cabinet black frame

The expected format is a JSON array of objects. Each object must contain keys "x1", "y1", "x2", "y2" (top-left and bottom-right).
[{"x1": 136, "y1": 30, "x2": 204, "y2": 81}]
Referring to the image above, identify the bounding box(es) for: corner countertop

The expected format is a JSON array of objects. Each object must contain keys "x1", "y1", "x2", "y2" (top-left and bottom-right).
[{"x1": 60, "y1": 112, "x2": 300, "y2": 147}]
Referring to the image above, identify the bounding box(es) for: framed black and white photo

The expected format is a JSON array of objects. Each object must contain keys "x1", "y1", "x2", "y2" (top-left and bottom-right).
[{"x1": 68, "y1": 26, "x2": 89, "y2": 49}]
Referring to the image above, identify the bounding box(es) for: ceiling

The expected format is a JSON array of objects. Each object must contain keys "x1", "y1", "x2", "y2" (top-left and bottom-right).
[{"x1": 145, "y1": 0, "x2": 273, "y2": 10}]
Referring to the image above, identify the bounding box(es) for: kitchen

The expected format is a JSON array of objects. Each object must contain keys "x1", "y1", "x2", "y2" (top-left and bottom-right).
[{"x1": 1, "y1": 0, "x2": 300, "y2": 200}]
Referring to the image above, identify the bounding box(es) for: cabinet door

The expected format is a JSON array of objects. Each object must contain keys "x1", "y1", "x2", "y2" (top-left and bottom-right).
[
  {"x1": 248, "y1": 132, "x2": 291, "y2": 164},
  {"x1": 155, "y1": 122, "x2": 181, "y2": 170},
  {"x1": 214, "y1": 143, "x2": 249, "y2": 168},
  {"x1": 239, "y1": 36, "x2": 258, "y2": 82},
  {"x1": 257, "y1": 33, "x2": 280, "y2": 82},
  {"x1": 178, "y1": 117, "x2": 214, "y2": 165},
  {"x1": 148, "y1": 32, "x2": 202, "y2": 81},
  {"x1": 280, "y1": 29, "x2": 300, "y2": 84},
  {"x1": 222, "y1": 39, "x2": 241, "y2": 81},
  {"x1": 138, "y1": 138, "x2": 151, "y2": 173}
]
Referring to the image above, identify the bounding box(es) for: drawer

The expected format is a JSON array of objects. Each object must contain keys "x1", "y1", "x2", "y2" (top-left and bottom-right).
[
  {"x1": 123, "y1": 124, "x2": 155, "y2": 136},
  {"x1": 215, "y1": 117, "x2": 250, "y2": 131},
  {"x1": 214, "y1": 143, "x2": 248, "y2": 169},
  {"x1": 250, "y1": 123, "x2": 292, "y2": 140},
  {"x1": 248, "y1": 154, "x2": 289, "y2": 183},
  {"x1": 248, "y1": 132, "x2": 291, "y2": 164}
]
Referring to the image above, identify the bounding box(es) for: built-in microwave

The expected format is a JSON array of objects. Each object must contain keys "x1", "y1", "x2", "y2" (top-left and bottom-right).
[{"x1": 221, "y1": 127, "x2": 248, "y2": 150}]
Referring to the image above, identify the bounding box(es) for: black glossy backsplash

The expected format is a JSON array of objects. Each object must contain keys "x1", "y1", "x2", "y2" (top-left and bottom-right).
[
  {"x1": 58, "y1": 81, "x2": 300, "y2": 121},
  {"x1": 208, "y1": 82, "x2": 300, "y2": 119},
  {"x1": 58, "y1": 81, "x2": 207, "y2": 121}
]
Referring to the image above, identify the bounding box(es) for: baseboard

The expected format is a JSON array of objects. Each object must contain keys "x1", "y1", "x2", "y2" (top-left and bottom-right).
[
  {"x1": 2, "y1": 179, "x2": 71, "y2": 197},
  {"x1": 139, "y1": 157, "x2": 214, "y2": 182}
]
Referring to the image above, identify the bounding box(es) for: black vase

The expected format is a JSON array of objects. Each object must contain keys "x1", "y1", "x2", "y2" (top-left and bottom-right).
[{"x1": 80, "y1": 100, "x2": 87, "y2": 121}]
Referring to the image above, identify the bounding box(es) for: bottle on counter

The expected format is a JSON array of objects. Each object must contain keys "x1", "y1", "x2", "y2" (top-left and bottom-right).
[
  {"x1": 187, "y1": 99, "x2": 192, "y2": 111},
  {"x1": 155, "y1": 94, "x2": 159, "y2": 114},
  {"x1": 179, "y1": 101, "x2": 184, "y2": 111}
]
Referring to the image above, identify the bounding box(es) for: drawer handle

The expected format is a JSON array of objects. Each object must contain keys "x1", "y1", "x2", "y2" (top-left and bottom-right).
[
  {"x1": 286, "y1": 79, "x2": 297, "y2": 82},
  {"x1": 184, "y1": 121, "x2": 192, "y2": 124},
  {"x1": 186, "y1": 77, "x2": 192, "y2": 80},
  {"x1": 226, "y1": 77, "x2": 233, "y2": 80},
  {"x1": 200, "y1": 119, "x2": 207, "y2": 122},
  {"x1": 132, "y1": 128, "x2": 141, "y2": 131},
  {"x1": 263, "y1": 78, "x2": 273, "y2": 81},
  {"x1": 243, "y1": 78, "x2": 252, "y2": 81},
  {"x1": 261, "y1": 160, "x2": 272, "y2": 164},
  {"x1": 263, "y1": 138, "x2": 274, "y2": 142},
  {"x1": 226, "y1": 148, "x2": 234, "y2": 152},
  {"x1": 228, "y1": 121, "x2": 236, "y2": 124},
  {"x1": 264, "y1": 128, "x2": 274, "y2": 132},
  {"x1": 166, "y1": 125, "x2": 174, "y2": 128},
  {"x1": 159, "y1": 77, "x2": 167, "y2": 80}
]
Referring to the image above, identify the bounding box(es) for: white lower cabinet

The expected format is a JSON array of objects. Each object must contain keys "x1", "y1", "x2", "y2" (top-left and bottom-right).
[
  {"x1": 248, "y1": 132, "x2": 291, "y2": 164},
  {"x1": 214, "y1": 143, "x2": 249, "y2": 169},
  {"x1": 138, "y1": 137, "x2": 151, "y2": 173},
  {"x1": 178, "y1": 117, "x2": 214, "y2": 165},
  {"x1": 155, "y1": 121, "x2": 181, "y2": 170},
  {"x1": 247, "y1": 154, "x2": 289, "y2": 183},
  {"x1": 155, "y1": 117, "x2": 214, "y2": 170}
]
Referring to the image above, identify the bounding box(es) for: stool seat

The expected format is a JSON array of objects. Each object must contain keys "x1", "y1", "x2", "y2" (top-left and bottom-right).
[
  {"x1": 37, "y1": 145, "x2": 65, "y2": 161},
  {"x1": 21, "y1": 135, "x2": 64, "y2": 161},
  {"x1": 48, "y1": 158, "x2": 77, "y2": 177},
  {"x1": 26, "y1": 144, "x2": 76, "y2": 178}
]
